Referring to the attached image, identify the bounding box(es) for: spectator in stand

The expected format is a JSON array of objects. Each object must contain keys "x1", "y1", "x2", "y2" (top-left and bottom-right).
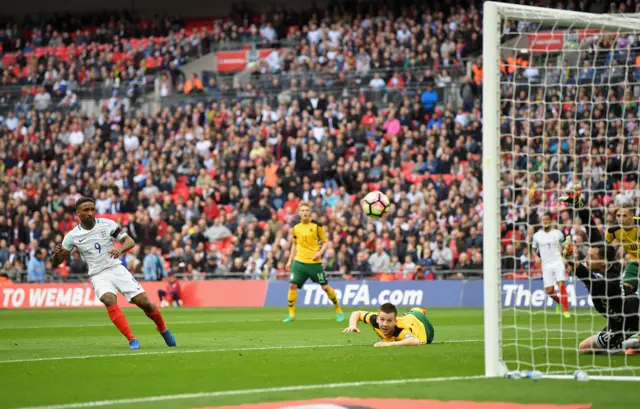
[
  {"x1": 432, "y1": 239, "x2": 453, "y2": 270},
  {"x1": 183, "y1": 73, "x2": 204, "y2": 95},
  {"x1": 420, "y1": 83, "x2": 439, "y2": 114},
  {"x1": 353, "y1": 251, "x2": 372, "y2": 278},
  {"x1": 369, "y1": 73, "x2": 386, "y2": 90},
  {"x1": 68, "y1": 251, "x2": 89, "y2": 280},
  {"x1": 158, "y1": 273, "x2": 182, "y2": 307},
  {"x1": 368, "y1": 242, "x2": 391, "y2": 274},
  {"x1": 401, "y1": 255, "x2": 417, "y2": 279},
  {"x1": 453, "y1": 253, "x2": 472, "y2": 279},
  {"x1": 27, "y1": 248, "x2": 47, "y2": 283},
  {"x1": 143, "y1": 246, "x2": 167, "y2": 281}
]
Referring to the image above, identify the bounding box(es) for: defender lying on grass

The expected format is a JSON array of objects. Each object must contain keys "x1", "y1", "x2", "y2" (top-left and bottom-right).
[{"x1": 343, "y1": 302, "x2": 434, "y2": 346}]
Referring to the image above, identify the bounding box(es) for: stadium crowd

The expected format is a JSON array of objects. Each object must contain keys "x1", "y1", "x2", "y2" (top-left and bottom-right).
[{"x1": 0, "y1": 0, "x2": 639, "y2": 283}]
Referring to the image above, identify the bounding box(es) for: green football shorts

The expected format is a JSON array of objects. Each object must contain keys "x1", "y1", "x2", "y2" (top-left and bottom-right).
[
  {"x1": 289, "y1": 260, "x2": 328, "y2": 287},
  {"x1": 407, "y1": 310, "x2": 435, "y2": 344}
]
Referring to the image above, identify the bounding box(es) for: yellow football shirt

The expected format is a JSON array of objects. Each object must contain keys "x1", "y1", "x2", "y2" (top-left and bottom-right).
[
  {"x1": 291, "y1": 220, "x2": 326, "y2": 264},
  {"x1": 359, "y1": 311, "x2": 428, "y2": 344},
  {"x1": 605, "y1": 226, "x2": 640, "y2": 261}
]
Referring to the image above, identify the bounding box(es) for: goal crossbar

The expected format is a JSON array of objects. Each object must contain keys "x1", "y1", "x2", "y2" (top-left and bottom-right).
[{"x1": 491, "y1": 3, "x2": 640, "y2": 31}]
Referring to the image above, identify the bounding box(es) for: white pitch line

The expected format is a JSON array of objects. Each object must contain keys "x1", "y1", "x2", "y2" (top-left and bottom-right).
[
  {"x1": 0, "y1": 313, "x2": 486, "y2": 330},
  {"x1": 0, "y1": 336, "x2": 577, "y2": 364},
  {"x1": 0, "y1": 343, "x2": 357, "y2": 364},
  {"x1": 11, "y1": 375, "x2": 488, "y2": 409},
  {"x1": 0, "y1": 317, "x2": 333, "y2": 330}
]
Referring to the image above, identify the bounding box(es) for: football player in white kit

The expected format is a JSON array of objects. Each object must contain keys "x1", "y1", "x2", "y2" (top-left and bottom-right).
[
  {"x1": 52, "y1": 198, "x2": 176, "y2": 350},
  {"x1": 532, "y1": 213, "x2": 571, "y2": 318}
]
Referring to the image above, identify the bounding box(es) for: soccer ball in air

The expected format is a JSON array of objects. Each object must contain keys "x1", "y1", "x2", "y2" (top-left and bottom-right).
[{"x1": 361, "y1": 191, "x2": 391, "y2": 219}]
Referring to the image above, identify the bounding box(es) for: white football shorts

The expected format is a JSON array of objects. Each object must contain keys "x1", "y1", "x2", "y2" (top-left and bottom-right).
[
  {"x1": 90, "y1": 265, "x2": 145, "y2": 302},
  {"x1": 542, "y1": 260, "x2": 566, "y2": 288}
]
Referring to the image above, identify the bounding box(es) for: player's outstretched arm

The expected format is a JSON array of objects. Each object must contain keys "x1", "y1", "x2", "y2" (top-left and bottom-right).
[
  {"x1": 343, "y1": 311, "x2": 362, "y2": 333},
  {"x1": 52, "y1": 244, "x2": 71, "y2": 267},
  {"x1": 374, "y1": 337, "x2": 422, "y2": 347}
]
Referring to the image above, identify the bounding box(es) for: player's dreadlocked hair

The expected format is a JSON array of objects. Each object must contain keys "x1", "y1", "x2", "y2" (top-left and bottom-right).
[{"x1": 75, "y1": 197, "x2": 95, "y2": 211}]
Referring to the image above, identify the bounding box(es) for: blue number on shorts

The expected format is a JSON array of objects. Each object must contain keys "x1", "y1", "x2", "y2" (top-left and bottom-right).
[{"x1": 94, "y1": 243, "x2": 101, "y2": 254}]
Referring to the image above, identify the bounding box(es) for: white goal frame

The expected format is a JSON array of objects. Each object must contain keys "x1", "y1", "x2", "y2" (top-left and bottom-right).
[{"x1": 482, "y1": 1, "x2": 640, "y2": 380}]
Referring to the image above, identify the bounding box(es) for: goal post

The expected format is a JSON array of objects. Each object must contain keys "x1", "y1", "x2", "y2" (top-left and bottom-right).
[
  {"x1": 483, "y1": 1, "x2": 640, "y2": 380},
  {"x1": 482, "y1": 0, "x2": 504, "y2": 379}
]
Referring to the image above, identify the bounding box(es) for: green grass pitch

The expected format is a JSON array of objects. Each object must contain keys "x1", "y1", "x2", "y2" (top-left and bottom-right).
[{"x1": 0, "y1": 307, "x2": 637, "y2": 409}]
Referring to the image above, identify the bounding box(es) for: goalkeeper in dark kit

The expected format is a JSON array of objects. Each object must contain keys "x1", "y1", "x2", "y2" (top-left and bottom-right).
[{"x1": 560, "y1": 187, "x2": 640, "y2": 354}]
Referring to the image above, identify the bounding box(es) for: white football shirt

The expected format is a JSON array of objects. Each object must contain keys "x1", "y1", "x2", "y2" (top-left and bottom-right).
[
  {"x1": 532, "y1": 229, "x2": 565, "y2": 265},
  {"x1": 62, "y1": 218, "x2": 128, "y2": 276}
]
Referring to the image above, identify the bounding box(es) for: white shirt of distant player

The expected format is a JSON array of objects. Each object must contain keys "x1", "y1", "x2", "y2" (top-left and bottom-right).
[
  {"x1": 62, "y1": 218, "x2": 128, "y2": 276},
  {"x1": 532, "y1": 229, "x2": 565, "y2": 265}
]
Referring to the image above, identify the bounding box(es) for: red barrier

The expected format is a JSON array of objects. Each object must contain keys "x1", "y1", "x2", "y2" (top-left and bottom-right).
[
  {"x1": 0, "y1": 281, "x2": 267, "y2": 309},
  {"x1": 528, "y1": 29, "x2": 617, "y2": 53},
  {"x1": 216, "y1": 51, "x2": 247, "y2": 72},
  {"x1": 216, "y1": 49, "x2": 275, "y2": 72},
  {"x1": 528, "y1": 32, "x2": 564, "y2": 52}
]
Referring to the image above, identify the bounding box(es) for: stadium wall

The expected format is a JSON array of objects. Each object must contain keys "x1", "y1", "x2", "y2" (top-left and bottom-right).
[{"x1": 0, "y1": 280, "x2": 594, "y2": 309}]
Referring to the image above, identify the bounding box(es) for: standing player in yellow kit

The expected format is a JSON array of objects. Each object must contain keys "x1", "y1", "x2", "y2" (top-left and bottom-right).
[
  {"x1": 605, "y1": 202, "x2": 640, "y2": 292},
  {"x1": 283, "y1": 202, "x2": 344, "y2": 323},
  {"x1": 564, "y1": 187, "x2": 640, "y2": 291}
]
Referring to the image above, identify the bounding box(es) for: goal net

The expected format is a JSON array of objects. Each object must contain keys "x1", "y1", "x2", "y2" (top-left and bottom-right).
[{"x1": 483, "y1": 1, "x2": 640, "y2": 380}]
